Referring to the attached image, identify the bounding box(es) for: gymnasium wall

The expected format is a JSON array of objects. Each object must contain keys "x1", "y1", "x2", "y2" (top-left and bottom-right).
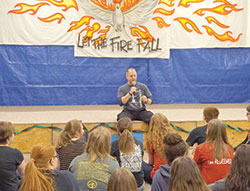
[{"x1": 1, "y1": 46, "x2": 250, "y2": 106}]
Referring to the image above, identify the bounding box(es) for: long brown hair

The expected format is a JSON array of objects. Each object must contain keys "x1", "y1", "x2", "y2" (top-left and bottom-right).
[
  {"x1": 107, "y1": 168, "x2": 137, "y2": 191},
  {"x1": 169, "y1": 156, "x2": 210, "y2": 191},
  {"x1": 19, "y1": 143, "x2": 56, "y2": 191},
  {"x1": 86, "y1": 127, "x2": 114, "y2": 164},
  {"x1": 117, "y1": 117, "x2": 135, "y2": 155},
  {"x1": 205, "y1": 119, "x2": 232, "y2": 160},
  {"x1": 0, "y1": 121, "x2": 15, "y2": 144},
  {"x1": 225, "y1": 144, "x2": 250, "y2": 191},
  {"x1": 163, "y1": 132, "x2": 188, "y2": 165},
  {"x1": 147, "y1": 113, "x2": 171, "y2": 158},
  {"x1": 56, "y1": 119, "x2": 83, "y2": 149}
]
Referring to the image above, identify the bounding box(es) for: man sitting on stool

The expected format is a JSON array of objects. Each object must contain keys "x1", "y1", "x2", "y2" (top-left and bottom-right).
[{"x1": 117, "y1": 68, "x2": 153, "y2": 123}]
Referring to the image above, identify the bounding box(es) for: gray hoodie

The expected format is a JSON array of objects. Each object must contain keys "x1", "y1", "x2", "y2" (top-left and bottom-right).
[{"x1": 151, "y1": 164, "x2": 171, "y2": 191}]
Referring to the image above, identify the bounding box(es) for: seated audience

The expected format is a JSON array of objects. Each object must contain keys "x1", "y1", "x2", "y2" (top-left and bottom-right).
[
  {"x1": 142, "y1": 113, "x2": 172, "y2": 184},
  {"x1": 235, "y1": 105, "x2": 250, "y2": 150},
  {"x1": 56, "y1": 119, "x2": 86, "y2": 170},
  {"x1": 186, "y1": 106, "x2": 219, "y2": 146},
  {"x1": 151, "y1": 132, "x2": 188, "y2": 191},
  {"x1": 193, "y1": 119, "x2": 234, "y2": 184},
  {"x1": 108, "y1": 167, "x2": 137, "y2": 191},
  {"x1": 20, "y1": 143, "x2": 79, "y2": 191},
  {"x1": 69, "y1": 127, "x2": 119, "y2": 191},
  {"x1": 169, "y1": 156, "x2": 210, "y2": 191},
  {"x1": 111, "y1": 117, "x2": 144, "y2": 191},
  {"x1": 210, "y1": 144, "x2": 250, "y2": 191},
  {"x1": 0, "y1": 121, "x2": 25, "y2": 191}
]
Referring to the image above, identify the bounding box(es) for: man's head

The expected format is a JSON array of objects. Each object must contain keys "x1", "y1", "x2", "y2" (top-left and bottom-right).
[
  {"x1": 126, "y1": 68, "x2": 137, "y2": 86},
  {"x1": 246, "y1": 105, "x2": 250, "y2": 122},
  {"x1": 203, "y1": 106, "x2": 219, "y2": 123}
]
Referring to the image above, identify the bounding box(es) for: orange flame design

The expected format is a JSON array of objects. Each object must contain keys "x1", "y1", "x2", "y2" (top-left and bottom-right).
[
  {"x1": 194, "y1": 2, "x2": 243, "y2": 16},
  {"x1": 121, "y1": 0, "x2": 141, "y2": 12},
  {"x1": 206, "y1": 16, "x2": 229, "y2": 28},
  {"x1": 39, "y1": 0, "x2": 78, "y2": 11},
  {"x1": 178, "y1": 0, "x2": 204, "y2": 8},
  {"x1": 8, "y1": 3, "x2": 50, "y2": 15},
  {"x1": 94, "y1": 26, "x2": 111, "y2": 45},
  {"x1": 203, "y1": 25, "x2": 242, "y2": 42},
  {"x1": 131, "y1": 25, "x2": 155, "y2": 42},
  {"x1": 80, "y1": 23, "x2": 101, "y2": 42},
  {"x1": 152, "y1": 17, "x2": 170, "y2": 28},
  {"x1": 130, "y1": 25, "x2": 155, "y2": 47},
  {"x1": 38, "y1": 13, "x2": 65, "y2": 23},
  {"x1": 68, "y1": 16, "x2": 95, "y2": 32},
  {"x1": 154, "y1": 8, "x2": 175, "y2": 16},
  {"x1": 159, "y1": 0, "x2": 175, "y2": 7},
  {"x1": 90, "y1": 0, "x2": 114, "y2": 11},
  {"x1": 174, "y1": 17, "x2": 202, "y2": 34}
]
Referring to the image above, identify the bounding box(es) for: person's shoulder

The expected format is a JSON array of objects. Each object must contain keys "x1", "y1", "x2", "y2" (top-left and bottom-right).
[
  {"x1": 191, "y1": 125, "x2": 207, "y2": 133},
  {"x1": 53, "y1": 169, "x2": 72, "y2": 177},
  {"x1": 137, "y1": 82, "x2": 147, "y2": 87},
  {"x1": 119, "y1": 83, "x2": 129, "y2": 89},
  {"x1": 209, "y1": 178, "x2": 226, "y2": 191}
]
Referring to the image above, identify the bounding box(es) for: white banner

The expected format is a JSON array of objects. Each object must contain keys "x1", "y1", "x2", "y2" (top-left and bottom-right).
[{"x1": 0, "y1": 0, "x2": 249, "y2": 58}]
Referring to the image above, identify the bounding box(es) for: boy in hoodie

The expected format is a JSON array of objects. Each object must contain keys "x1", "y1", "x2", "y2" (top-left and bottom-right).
[{"x1": 151, "y1": 132, "x2": 188, "y2": 191}]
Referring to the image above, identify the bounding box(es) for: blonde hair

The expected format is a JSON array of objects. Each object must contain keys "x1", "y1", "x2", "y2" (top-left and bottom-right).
[
  {"x1": 117, "y1": 117, "x2": 135, "y2": 155},
  {"x1": 0, "y1": 121, "x2": 15, "y2": 144},
  {"x1": 169, "y1": 156, "x2": 210, "y2": 191},
  {"x1": 147, "y1": 113, "x2": 171, "y2": 158},
  {"x1": 86, "y1": 127, "x2": 114, "y2": 164},
  {"x1": 19, "y1": 144, "x2": 56, "y2": 191},
  {"x1": 107, "y1": 168, "x2": 137, "y2": 191},
  {"x1": 56, "y1": 119, "x2": 83, "y2": 149},
  {"x1": 205, "y1": 119, "x2": 232, "y2": 160}
]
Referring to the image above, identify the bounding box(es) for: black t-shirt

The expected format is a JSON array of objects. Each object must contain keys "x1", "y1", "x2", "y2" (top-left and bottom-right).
[
  {"x1": 186, "y1": 125, "x2": 207, "y2": 146},
  {"x1": 0, "y1": 146, "x2": 24, "y2": 191}
]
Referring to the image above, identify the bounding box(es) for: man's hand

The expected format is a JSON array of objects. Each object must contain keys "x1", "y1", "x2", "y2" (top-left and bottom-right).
[
  {"x1": 141, "y1": 95, "x2": 148, "y2": 103},
  {"x1": 130, "y1": 86, "x2": 137, "y2": 94}
]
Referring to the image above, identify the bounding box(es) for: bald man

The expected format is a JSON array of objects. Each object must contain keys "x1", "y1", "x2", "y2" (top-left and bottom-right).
[{"x1": 117, "y1": 68, "x2": 153, "y2": 123}]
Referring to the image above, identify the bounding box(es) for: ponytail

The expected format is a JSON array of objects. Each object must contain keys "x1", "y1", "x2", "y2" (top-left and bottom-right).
[
  {"x1": 19, "y1": 160, "x2": 54, "y2": 191},
  {"x1": 56, "y1": 130, "x2": 72, "y2": 149},
  {"x1": 56, "y1": 119, "x2": 83, "y2": 149},
  {"x1": 119, "y1": 129, "x2": 135, "y2": 155}
]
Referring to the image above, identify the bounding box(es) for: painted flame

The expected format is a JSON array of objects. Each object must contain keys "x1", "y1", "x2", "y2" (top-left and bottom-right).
[
  {"x1": 8, "y1": 3, "x2": 50, "y2": 15},
  {"x1": 203, "y1": 25, "x2": 242, "y2": 42},
  {"x1": 38, "y1": 0, "x2": 78, "y2": 11},
  {"x1": 121, "y1": 0, "x2": 141, "y2": 12},
  {"x1": 194, "y1": 2, "x2": 243, "y2": 16},
  {"x1": 152, "y1": 17, "x2": 170, "y2": 28},
  {"x1": 38, "y1": 13, "x2": 65, "y2": 23},
  {"x1": 206, "y1": 16, "x2": 229, "y2": 28},
  {"x1": 174, "y1": 17, "x2": 202, "y2": 34},
  {"x1": 68, "y1": 16, "x2": 94, "y2": 32},
  {"x1": 154, "y1": 8, "x2": 175, "y2": 16},
  {"x1": 130, "y1": 25, "x2": 155, "y2": 47},
  {"x1": 178, "y1": 0, "x2": 205, "y2": 8},
  {"x1": 90, "y1": 0, "x2": 114, "y2": 11},
  {"x1": 159, "y1": 0, "x2": 175, "y2": 7},
  {"x1": 79, "y1": 23, "x2": 101, "y2": 42},
  {"x1": 94, "y1": 26, "x2": 111, "y2": 45}
]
